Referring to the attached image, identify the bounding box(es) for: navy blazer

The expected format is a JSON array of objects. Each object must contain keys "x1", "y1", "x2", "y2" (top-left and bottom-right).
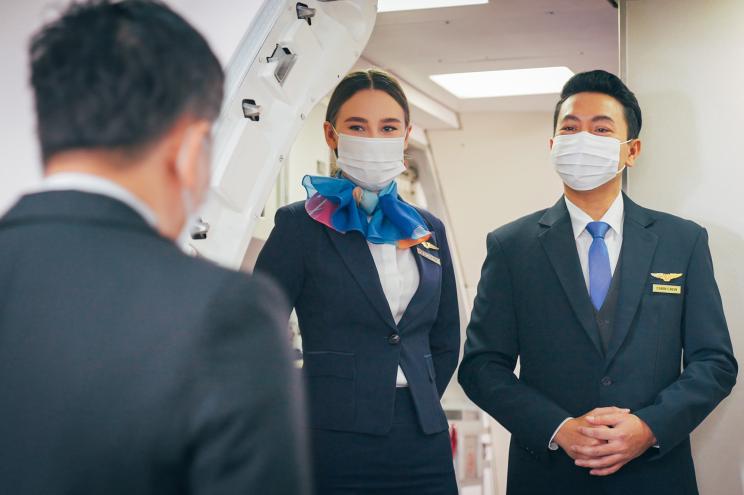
[
  {"x1": 458, "y1": 194, "x2": 737, "y2": 495},
  {"x1": 0, "y1": 191, "x2": 310, "y2": 495},
  {"x1": 255, "y1": 200, "x2": 460, "y2": 435}
]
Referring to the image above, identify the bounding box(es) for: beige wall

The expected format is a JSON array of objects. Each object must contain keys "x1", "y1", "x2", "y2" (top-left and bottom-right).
[
  {"x1": 623, "y1": 0, "x2": 744, "y2": 492},
  {"x1": 428, "y1": 110, "x2": 564, "y2": 494},
  {"x1": 287, "y1": 103, "x2": 332, "y2": 204},
  {"x1": 0, "y1": 2, "x2": 46, "y2": 214},
  {"x1": 428, "y1": 111, "x2": 564, "y2": 295}
]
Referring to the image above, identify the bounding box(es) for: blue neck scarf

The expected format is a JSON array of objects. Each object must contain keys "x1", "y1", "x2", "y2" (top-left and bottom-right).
[{"x1": 303, "y1": 175, "x2": 431, "y2": 248}]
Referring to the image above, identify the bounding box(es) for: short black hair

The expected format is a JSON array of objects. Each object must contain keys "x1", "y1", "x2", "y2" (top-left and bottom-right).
[
  {"x1": 553, "y1": 70, "x2": 642, "y2": 139},
  {"x1": 30, "y1": 0, "x2": 224, "y2": 163}
]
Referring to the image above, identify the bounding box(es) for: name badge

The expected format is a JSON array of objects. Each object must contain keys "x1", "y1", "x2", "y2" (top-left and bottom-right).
[
  {"x1": 653, "y1": 284, "x2": 682, "y2": 295},
  {"x1": 417, "y1": 247, "x2": 441, "y2": 266}
]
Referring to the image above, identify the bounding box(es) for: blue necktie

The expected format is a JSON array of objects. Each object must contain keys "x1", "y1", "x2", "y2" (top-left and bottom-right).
[{"x1": 586, "y1": 221, "x2": 612, "y2": 311}]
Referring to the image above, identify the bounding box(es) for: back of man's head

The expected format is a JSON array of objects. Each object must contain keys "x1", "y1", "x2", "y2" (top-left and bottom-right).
[{"x1": 30, "y1": 0, "x2": 224, "y2": 164}]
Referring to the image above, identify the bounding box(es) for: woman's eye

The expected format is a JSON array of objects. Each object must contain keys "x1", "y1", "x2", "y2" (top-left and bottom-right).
[
  {"x1": 382, "y1": 126, "x2": 399, "y2": 133},
  {"x1": 560, "y1": 126, "x2": 576, "y2": 132},
  {"x1": 348, "y1": 125, "x2": 365, "y2": 132}
]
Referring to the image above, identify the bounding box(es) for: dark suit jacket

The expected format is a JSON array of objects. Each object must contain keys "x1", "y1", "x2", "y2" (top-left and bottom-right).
[
  {"x1": 0, "y1": 191, "x2": 310, "y2": 495},
  {"x1": 458, "y1": 194, "x2": 737, "y2": 495},
  {"x1": 254, "y1": 200, "x2": 460, "y2": 435}
]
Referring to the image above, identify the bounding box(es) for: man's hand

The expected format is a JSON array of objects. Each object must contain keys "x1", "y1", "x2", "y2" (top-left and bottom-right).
[
  {"x1": 571, "y1": 413, "x2": 657, "y2": 476},
  {"x1": 554, "y1": 407, "x2": 630, "y2": 460}
]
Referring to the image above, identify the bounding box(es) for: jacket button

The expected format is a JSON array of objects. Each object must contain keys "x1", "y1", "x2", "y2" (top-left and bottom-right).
[
  {"x1": 388, "y1": 333, "x2": 401, "y2": 345},
  {"x1": 601, "y1": 376, "x2": 613, "y2": 387}
]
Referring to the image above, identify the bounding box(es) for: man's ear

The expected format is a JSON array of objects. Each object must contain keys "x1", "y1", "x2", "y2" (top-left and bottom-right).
[
  {"x1": 549, "y1": 137, "x2": 555, "y2": 150},
  {"x1": 625, "y1": 139, "x2": 642, "y2": 168},
  {"x1": 174, "y1": 120, "x2": 211, "y2": 189}
]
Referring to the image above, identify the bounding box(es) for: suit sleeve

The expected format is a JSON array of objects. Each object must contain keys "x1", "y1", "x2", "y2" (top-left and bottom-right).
[
  {"x1": 635, "y1": 228, "x2": 737, "y2": 459},
  {"x1": 187, "y1": 273, "x2": 310, "y2": 495},
  {"x1": 254, "y1": 206, "x2": 304, "y2": 307},
  {"x1": 429, "y1": 219, "x2": 461, "y2": 397},
  {"x1": 458, "y1": 232, "x2": 572, "y2": 457}
]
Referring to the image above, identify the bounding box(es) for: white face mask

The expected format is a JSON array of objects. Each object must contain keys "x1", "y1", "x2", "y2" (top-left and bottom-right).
[
  {"x1": 550, "y1": 131, "x2": 631, "y2": 191},
  {"x1": 176, "y1": 130, "x2": 211, "y2": 244},
  {"x1": 176, "y1": 188, "x2": 204, "y2": 245},
  {"x1": 333, "y1": 128, "x2": 406, "y2": 191}
]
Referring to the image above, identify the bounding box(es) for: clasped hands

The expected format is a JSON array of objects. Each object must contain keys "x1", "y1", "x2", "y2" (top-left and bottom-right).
[{"x1": 553, "y1": 407, "x2": 657, "y2": 476}]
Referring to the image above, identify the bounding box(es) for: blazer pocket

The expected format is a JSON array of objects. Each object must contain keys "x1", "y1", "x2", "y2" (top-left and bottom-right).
[
  {"x1": 303, "y1": 351, "x2": 356, "y2": 429},
  {"x1": 424, "y1": 353, "x2": 436, "y2": 383}
]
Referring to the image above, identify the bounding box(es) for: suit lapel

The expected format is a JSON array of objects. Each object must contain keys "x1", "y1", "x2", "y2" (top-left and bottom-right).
[
  {"x1": 604, "y1": 194, "x2": 658, "y2": 366},
  {"x1": 398, "y1": 232, "x2": 441, "y2": 330},
  {"x1": 538, "y1": 198, "x2": 604, "y2": 355},
  {"x1": 324, "y1": 227, "x2": 398, "y2": 331}
]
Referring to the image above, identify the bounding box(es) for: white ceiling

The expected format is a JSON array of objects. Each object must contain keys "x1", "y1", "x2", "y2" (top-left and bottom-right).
[{"x1": 362, "y1": 0, "x2": 619, "y2": 115}]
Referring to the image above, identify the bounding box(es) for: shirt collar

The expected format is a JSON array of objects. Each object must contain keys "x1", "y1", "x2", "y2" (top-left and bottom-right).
[
  {"x1": 36, "y1": 172, "x2": 158, "y2": 228},
  {"x1": 564, "y1": 192, "x2": 624, "y2": 240}
]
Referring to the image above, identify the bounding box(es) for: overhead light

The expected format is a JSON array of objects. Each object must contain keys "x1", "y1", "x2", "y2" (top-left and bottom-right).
[
  {"x1": 377, "y1": 0, "x2": 488, "y2": 13},
  {"x1": 430, "y1": 67, "x2": 575, "y2": 99}
]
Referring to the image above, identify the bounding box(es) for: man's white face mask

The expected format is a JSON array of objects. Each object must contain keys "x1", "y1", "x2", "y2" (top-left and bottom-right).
[
  {"x1": 550, "y1": 131, "x2": 632, "y2": 191},
  {"x1": 176, "y1": 128, "x2": 212, "y2": 244}
]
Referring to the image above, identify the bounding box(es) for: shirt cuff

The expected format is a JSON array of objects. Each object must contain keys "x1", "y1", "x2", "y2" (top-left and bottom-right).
[{"x1": 548, "y1": 417, "x2": 573, "y2": 451}]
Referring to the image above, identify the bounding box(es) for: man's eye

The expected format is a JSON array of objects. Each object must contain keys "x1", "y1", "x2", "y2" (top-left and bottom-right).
[
  {"x1": 349, "y1": 125, "x2": 364, "y2": 132},
  {"x1": 561, "y1": 126, "x2": 576, "y2": 131},
  {"x1": 382, "y1": 126, "x2": 398, "y2": 132},
  {"x1": 596, "y1": 127, "x2": 611, "y2": 133}
]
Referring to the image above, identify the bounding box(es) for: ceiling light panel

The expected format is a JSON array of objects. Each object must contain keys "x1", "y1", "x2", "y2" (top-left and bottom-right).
[
  {"x1": 377, "y1": 0, "x2": 489, "y2": 13},
  {"x1": 430, "y1": 67, "x2": 575, "y2": 99}
]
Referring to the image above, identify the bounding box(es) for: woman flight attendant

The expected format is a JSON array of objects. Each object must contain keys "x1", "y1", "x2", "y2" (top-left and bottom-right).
[{"x1": 255, "y1": 69, "x2": 460, "y2": 495}]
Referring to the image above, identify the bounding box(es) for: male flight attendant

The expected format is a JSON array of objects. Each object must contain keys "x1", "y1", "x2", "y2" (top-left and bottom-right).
[{"x1": 458, "y1": 70, "x2": 737, "y2": 494}]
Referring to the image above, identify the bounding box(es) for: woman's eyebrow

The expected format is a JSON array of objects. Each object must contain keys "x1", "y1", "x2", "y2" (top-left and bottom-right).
[{"x1": 344, "y1": 116, "x2": 368, "y2": 124}]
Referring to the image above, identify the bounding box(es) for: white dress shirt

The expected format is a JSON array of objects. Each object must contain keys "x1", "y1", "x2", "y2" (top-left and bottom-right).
[
  {"x1": 368, "y1": 242, "x2": 420, "y2": 387},
  {"x1": 549, "y1": 192, "x2": 625, "y2": 451},
  {"x1": 35, "y1": 172, "x2": 158, "y2": 228},
  {"x1": 564, "y1": 193, "x2": 625, "y2": 290}
]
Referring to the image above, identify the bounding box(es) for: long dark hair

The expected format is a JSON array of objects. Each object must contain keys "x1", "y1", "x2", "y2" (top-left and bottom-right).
[{"x1": 325, "y1": 69, "x2": 410, "y2": 127}]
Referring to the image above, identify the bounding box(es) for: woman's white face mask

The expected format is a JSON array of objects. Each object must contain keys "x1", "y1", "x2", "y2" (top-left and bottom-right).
[
  {"x1": 550, "y1": 131, "x2": 632, "y2": 191},
  {"x1": 332, "y1": 126, "x2": 406, "y2": 191}
]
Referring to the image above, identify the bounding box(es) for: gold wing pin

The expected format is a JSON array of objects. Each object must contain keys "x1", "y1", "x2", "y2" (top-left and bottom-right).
[
  {"x1": 422, "y1": 241, "x2": 439, "y2": 251},
  {"x1": 651, "y1": 273, "x2": 683, "y2": 283}
]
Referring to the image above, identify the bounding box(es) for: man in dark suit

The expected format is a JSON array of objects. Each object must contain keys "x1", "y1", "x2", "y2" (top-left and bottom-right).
[
  {"x1": 0, "y1": 2, "x2": 309, "y2": 494},
  {"x1": 458, "y1": 70, "x2": 737, "y2": 495}
]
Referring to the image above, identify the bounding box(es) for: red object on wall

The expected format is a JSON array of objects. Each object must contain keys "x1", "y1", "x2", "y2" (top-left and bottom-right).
[{"x1": 450, "y1": 423, "x2": 458, "y2": 458}]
